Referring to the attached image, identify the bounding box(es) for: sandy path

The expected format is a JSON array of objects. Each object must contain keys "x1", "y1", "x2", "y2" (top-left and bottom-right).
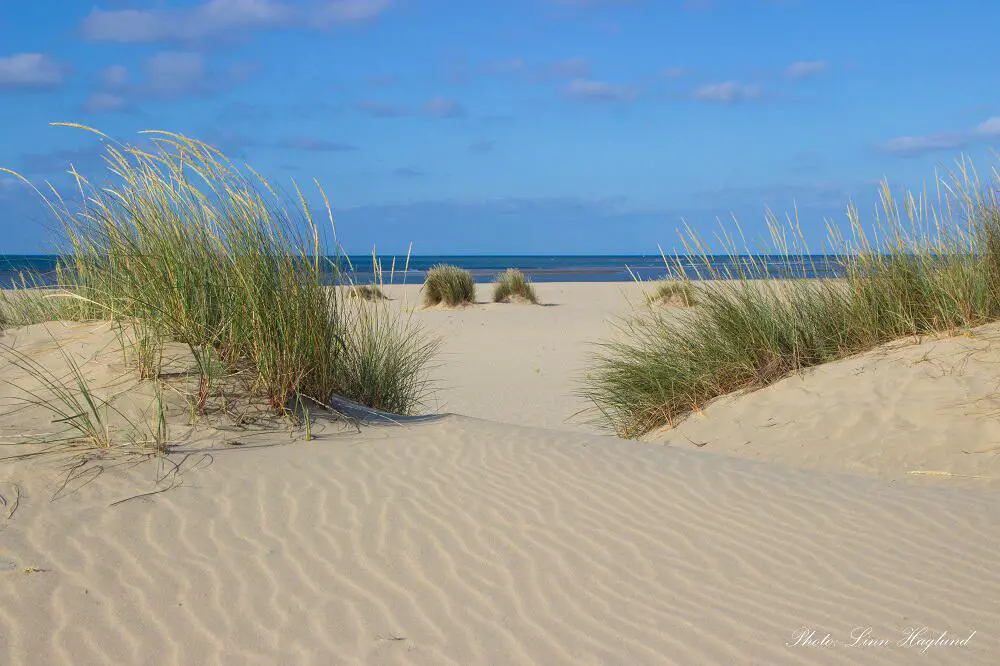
[{"x1": 385, "y1": 282, "x2": 643, "y2": 433}]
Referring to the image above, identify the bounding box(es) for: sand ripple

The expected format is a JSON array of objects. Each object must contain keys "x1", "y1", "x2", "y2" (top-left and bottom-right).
[{"x1": 1, "y1": 416, "x2": 998, "y2": 665}]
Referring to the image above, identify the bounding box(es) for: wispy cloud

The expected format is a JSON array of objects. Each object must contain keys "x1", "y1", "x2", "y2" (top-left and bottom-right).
[
  {"x1": 662, "y1": 66, "x2": 691, "y2": 78},
  {"x1": 877, "y1": 116, "x2": 1000, "y2": 156},
  {"x1": 976, "y1": 117, "x2": 1000, "y2": 135},
  {"x1": 145, "y1": 51, "x2": 207, "y2": 97},
  {"x1": 278, "y1": 137, "x2": 358, "y2": 151},
  {"x1": 80, "y1": 0, "x2": 394, "y2": 43},
  {"x1": 544, "y1": 58, "x2": 591, "y2": 79},
  {"x1": 0, "y1": 53, "x2": 66, "y2": 90},
  {"x1": 393, "y1": 166, "x2": 426, "y2": 178},
  {"x1": 877, "y1": 134, "x2": 966, "y2": 156},
  {"x1": 423, "y1": 97, "x2": 466, "y2": 118},
  {"x1": 100, "y1": 64, "x2": 129, "y2": 88},
  {"x1": 312, "y1": 0, "x2": 392, "y2": 25},
  {"x1": 143, "y1": 52, "x2": 257, "y2": 99},
  {"x1": 786, "y1": 59, "x2": 828, "y2": 79},
  {"x1": 483, "y1": 57, "x2": 591, "y2": 81},
  {"x1": 367, "y1": 73, "x2": 399, "y2": 86},
  {"x1": 200, "y1": 130, "x2": 261, "y2": 156},
  {"x1": 691, "y1": 81, "x2": 762, "y2": 103},
  {"x1": 563, "y1": 79, "x2": 637, "y2": 102},
  {"x1": 83, "y1": 51, "x2": 256, "y2": 113},
  {"x1": 547, "y1": 0, "x2": 636, "y2": 5},
  {"x1": 353, "y1": 97, "x2": 467, "y2": 118},
  {"x1": 82, "y1": 93, "x2": 131, "y2": 114},
  {"x1": 468, "y1": 140, "x2": 495, "y2": 154},
  {"x1": 18, "y1": 145, "x2": 107, "y2": 176},
  {"x1": 353, "y1": 100, "x2": 408, "y2": 118}
]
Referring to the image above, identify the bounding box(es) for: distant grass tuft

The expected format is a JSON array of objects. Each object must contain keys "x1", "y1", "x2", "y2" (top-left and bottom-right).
[
  {"x1": 423, "y1": 264, "x2": 476, "y2": 307},
  {"x1": 583, "y1": 168, "x2": 1000, "y2": 438},
  {"x1": 346, "y1": 284, "x2": 388, "y2": 301},
  {"x1": 646, "y1": 280, "x2": 695, "y2": 307},
  {"x1": 492, "y1": 268, "x2": 539, "y2": 304}
]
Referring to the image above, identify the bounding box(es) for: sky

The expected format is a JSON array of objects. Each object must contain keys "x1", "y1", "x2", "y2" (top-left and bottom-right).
[{"x1": 2, "y1": 0, "x2": 1000, "y2": 255}]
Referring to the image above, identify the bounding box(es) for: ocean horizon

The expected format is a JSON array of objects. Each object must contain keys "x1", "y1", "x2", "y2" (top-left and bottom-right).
[{"x1": 0, "y1": 253, "x2": 850, "y2": 288}]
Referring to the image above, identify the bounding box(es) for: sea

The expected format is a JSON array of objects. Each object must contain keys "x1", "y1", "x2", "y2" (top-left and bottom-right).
[{"x1": 0, "y1": 254, "x2": 850, "y2": 289}]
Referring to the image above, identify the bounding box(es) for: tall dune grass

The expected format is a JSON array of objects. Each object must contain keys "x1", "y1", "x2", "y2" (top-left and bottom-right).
[
  {"x1": 646, "y1": 280, "x2": 696, "y2": 307},
  {"x1": 423, "y1": 264, "x2": 475, "y2": 307},
  {"x1": 1, "y1": 124, "x2": 435, "y2": 416},
  {"x1": 492, "y1": 268, "x2": 539, "y2": 304},
  {"x1": 584, "y1": 166, "x2": 1000, "y2": 438}
]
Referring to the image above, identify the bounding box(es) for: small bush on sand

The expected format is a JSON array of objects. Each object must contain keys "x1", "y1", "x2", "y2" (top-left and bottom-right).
[
  {"x1": 584, "y1": 171, "x2": 1000, "y2": 438},
  {"x1": 646, "y1": 280, "x2": 695, "y2": 307},
  {"x1": 1, "y1": 124, "x2": 436, "y2": 417},
  {"x1": 347, "y1": 285, "x2": 388, "y2": 301},
  {"x1": 493, "y1": 268, "x2": 539, "y2": 304},
  {"x1": 423, "y1": 264, "x2": 475, "y2": 307}
]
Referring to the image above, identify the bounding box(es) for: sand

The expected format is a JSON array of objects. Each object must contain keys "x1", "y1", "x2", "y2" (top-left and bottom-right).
[{"x1": 1, "y1": 282, "x2": 999, "y2": 665}]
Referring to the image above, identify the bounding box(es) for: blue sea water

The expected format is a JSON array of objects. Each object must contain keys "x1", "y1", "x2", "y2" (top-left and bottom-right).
[{"x1": 0, "y1": 254, "x2": 849, "y2": 289}]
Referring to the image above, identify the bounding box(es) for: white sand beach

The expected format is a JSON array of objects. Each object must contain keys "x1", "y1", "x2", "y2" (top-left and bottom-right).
[{"x1": 1, "y1": 282, "x2": 998, "y2": 665}]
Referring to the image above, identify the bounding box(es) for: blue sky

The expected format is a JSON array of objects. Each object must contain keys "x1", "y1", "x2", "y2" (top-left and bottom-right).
[{"x1": 2, "y1": 0, "x2": 1000, "y2": 254}]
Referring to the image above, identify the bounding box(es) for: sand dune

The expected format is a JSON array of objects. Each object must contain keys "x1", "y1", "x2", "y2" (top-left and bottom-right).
[
  {"x1": 660, "y1": 323, "x2": 1000, "y2": 483},
  {"x1": 2, "y1": 415, "x2": 997, "y2": 665},
  {"x1": 2, "y1": 284, "x2": 999, "y2": 664}
]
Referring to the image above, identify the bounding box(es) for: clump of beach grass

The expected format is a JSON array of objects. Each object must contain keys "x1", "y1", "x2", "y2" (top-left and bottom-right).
[
  {"x1": 423, "y1": 264, "x2": 476, "y2": 307},
  {"x1": 347, "y1": 284, "x2": 388, "y2": 301},
  {"x1": 333, "y1": 299, "x2": 438, "y2": 414},
  {"x1": 584, "y1": 165, "x2": 1000, "y2": 438},
  {"x1": 646, "y1": 280, "x2": 696, "y2": 307},
  {"x1": 0, "y1": 123, "x2": 435, "y2": 422},
  {"x1": 492, "y1": 268, "x2": 539, "y2": 304}
]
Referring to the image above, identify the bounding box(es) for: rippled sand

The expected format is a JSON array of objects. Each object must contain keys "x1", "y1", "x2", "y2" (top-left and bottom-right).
[{"x1": 2, "y1": 284, "x2": 999, "y2": 665}]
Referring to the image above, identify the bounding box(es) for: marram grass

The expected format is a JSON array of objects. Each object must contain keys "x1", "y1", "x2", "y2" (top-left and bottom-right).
[
  {"x1": 646, "y1": 280, "x2": 696, "y2": 307},
  {"x1": 346, "y1": 284, "x2": 388, "y2": 301},
  {"x1": 423, "y1": 264, "x2": 476, "y2": 307},
  {"x1": 1, "y1": 124, "x2": 436, "y2": 417},
  {"x1": 584, "y1": 165, "x2": 1000, "y2": 438},
  {"x1": 493, "y1": 268, "x2": 539, "y2": 304}
]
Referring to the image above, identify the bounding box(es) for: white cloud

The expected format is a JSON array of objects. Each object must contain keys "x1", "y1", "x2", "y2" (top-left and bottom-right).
[
  {"x1": 786, "y1": 60, "x2": 828, "y2": 79},
  {"x1": 691, "y1": 81, "x2": 761, "y2": 103},
  {"x1": 278, "y1": 137, "x2": 358, "y2": 151},
  {"x1": 101, "y1": 65, "x2": 129, "y2": 88},
  {"x1": 0, "y1": 53, "x2": 65, "y2": 89},
  {"x1": 423, "y1": 97, "x2": 465, "y2": 118},
  {"x1": 563, "y1": 79, "x2": 636, "y2": 102},
  {"x1": 486, "y1": 58, "x2": 527, "y2": 75},
  {"x1": 145, "y1": 52, "x2": 207, "y2": 98},
  {"x1": 877, "y1": 134, "x2": 966, "y2": 156},
  {"x1": 877, "y1": 115, "x2": 1000, "y2": 156},
  {"x1": 484, "y1": 57, "x2": 591, "y2": 81},
  {"x1": 81, "y1": 0, "x2": 391, "y2": 43},
  {"x1": 975, "y1": 116, "x2": 1000, "y2": 135},
  {"x1": 545, "y1": 58, "x2": 591, "y2": 78},
  {"x1": 311, "y1": 0, "x2": 393, "y2": 25},
  {"x1": 83, "y1": 93, "x2": 129, "y2": 114}
]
